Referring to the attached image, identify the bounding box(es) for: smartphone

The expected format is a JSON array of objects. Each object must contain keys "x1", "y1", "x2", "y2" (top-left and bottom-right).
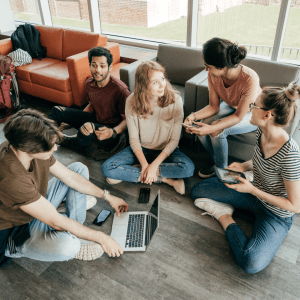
[
  {"x1": 93, "y1": 209, "x2": 111, "y2": 226},
  {"x1": 182, "y1": 123, "x2": 199, "y2": 128},
  {"x1": 138, "y1": 187, "x2": 150, "y2": 203},
  {"x1": 215, "y1": 167, "x2": 246, "y2": 184}
]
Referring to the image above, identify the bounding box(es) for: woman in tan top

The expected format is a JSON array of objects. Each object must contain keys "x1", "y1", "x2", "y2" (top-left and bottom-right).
[
  {"x1": 101, "y1": 61, "x2": 195, "y2": 194},
  {"x1": 184, "y1": 38, "x2": 261, "y2": 178}
]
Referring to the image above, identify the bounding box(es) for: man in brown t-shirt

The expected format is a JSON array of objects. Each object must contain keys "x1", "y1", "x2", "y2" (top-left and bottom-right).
[
  {"x1": 48, "y1": 46, "x2": 130, "y2": 151},
  {"x1": 0, "y1": 109, "x2": 128, "y2": 267}
]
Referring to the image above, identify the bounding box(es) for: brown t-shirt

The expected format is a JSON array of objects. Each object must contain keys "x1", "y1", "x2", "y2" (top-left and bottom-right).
[
  {"x1": 0, "y1": 141, "x2": 56, "y2": 230},
  {"x1": 208, "y1": 64, "x2": 261, "y2": 108},
  {"x1": 83, "y1": 76, "x2": 131, "y2": 127}
]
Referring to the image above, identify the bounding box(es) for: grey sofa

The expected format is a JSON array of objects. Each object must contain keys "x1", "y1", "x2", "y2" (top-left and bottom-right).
[
  {"x1": 120, "y1": 44, "x2": 206, "y2": 131},
  {"x1": 189, "y1": 57, "x2": 300, "y2": 161}
]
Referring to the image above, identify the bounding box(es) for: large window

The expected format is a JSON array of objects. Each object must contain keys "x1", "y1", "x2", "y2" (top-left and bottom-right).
[
  {"x1": 9, "y1": 0, "x2": 42, "y2": 24},
  {"x1": 50, "y1": 0, "x2": 90, "y2": 30},
  {"x1": 280, "y1": 1, "x2": 300, "y2": 64},
  {"x1": 98, "y1": 0, "x2": 188, "y2": 45},
  {"x1": 196, "y1": 0, "x2": 282, "y2": 60}
]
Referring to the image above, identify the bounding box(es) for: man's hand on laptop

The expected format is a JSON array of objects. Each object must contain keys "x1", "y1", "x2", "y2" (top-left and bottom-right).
[
  {"x1": 106, "y1": 194, "x2": 128, "y2": 217},
  {"x1": 99, "y1": 234, "x2": 123, "y2": 257}
]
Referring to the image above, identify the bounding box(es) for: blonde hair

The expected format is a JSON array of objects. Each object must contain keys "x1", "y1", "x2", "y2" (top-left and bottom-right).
[
  {"x1": 132, "y1": 61, "x2": 178, "y2": 118},
  {"x1": 261, "y1": 82, "x2": 300, "y2": 126}
]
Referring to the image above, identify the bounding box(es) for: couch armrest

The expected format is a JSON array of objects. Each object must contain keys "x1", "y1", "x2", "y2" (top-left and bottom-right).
[
  {"x1": 0, "y1": 39, "x2": 13, "y2": 56},
  {"x1": 184, "y1": 70, "x2": 208, "y2": 117},
  {"x1": 66, "y1": 50, "x2": 90, "y2": 107},
  {"x1": 120, "y1": 53, "x2": 157, "y2": 92}
]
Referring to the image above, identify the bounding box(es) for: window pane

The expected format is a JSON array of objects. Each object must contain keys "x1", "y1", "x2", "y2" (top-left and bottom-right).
[
  {"x1": 98, "y1": 0, "x2": 188, "y2": 45},
  {"x1": 50, "y1": 0, "x2": 90, "y2": 31},
  {"x1": 280, "y1": 2, "x2": 300, "y2": 63},
  {"x1": 9, "y1": 0, "x2": 42, "y2": 24},
  {"x1": 197, "y1": 1, "x2": 282, "y2": 59}
]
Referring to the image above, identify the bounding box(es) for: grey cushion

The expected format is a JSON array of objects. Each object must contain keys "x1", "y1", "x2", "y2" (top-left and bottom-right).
[
  {"x1": 171, "y1": 84, "x2": 185, "y2": 104},
  {"x1": 157, "y1": 44, "x2": 205, "y2": 86},
  {"x1": 243, "y1": 57, "x2": 300, "y2": 87}
]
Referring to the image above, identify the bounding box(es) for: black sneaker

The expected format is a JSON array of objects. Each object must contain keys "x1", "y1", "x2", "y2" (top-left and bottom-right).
[
  {"x1": 198, "y1": 166, "x2": 216, "y2": 178},
  {"x1": 59, "y1": 134, "x2": 78, "y2": 148}
]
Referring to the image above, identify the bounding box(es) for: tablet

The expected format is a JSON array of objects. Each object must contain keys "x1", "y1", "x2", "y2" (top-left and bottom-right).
[{"x1": 214, "y1": 167, "x2": 246, "y2": 184}]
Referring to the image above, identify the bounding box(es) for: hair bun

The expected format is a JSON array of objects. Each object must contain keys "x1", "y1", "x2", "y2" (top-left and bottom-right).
[{"x1": 284, "y1": 83, "x2": 300, "y2": 102}]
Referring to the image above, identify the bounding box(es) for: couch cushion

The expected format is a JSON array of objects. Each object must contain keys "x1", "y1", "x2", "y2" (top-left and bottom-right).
[
  {"x1": 30, "y1": 61, "x2": 71, "y2": 92},
  {"x1": 62, "y1": 29, "x2": 107, "y2": 61},
  {"x1": 157, "y1": 44, "x2": 205, "y2": 86},
  {"x1": 35, "y1": 25, "x2": 64, "y2": 60},
  {"x1": 171, "y1": 84, "x2": 185, "y2": 104},
  {"x1": 243, "y1": 57, "x2": 299, "y2": 87},
  {"x1": 16, "y1": 57, "x2": 59, "y2": 83},
  {"x1": 227, "y1": 131, "x2": 257, "y2": 146}
]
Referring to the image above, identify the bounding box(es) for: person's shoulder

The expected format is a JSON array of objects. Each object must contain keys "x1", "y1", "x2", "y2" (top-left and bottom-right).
[
  {"x1": 110, "y1": 76, "x2": 130, "y2": 91},
  {"x1": 125, "y1": 93, "x2": 134, "y2": 106},
  {"x1": 240, "y1": 64, "x2": 259, "y2": 81},
  {"x1": 85, "y1": 77, "x2": 95, "y2": 89}
]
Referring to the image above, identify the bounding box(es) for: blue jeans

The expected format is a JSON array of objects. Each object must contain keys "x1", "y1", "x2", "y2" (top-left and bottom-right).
[
  {"x1": 6, "y1": 162, "x2": 88, "y2": 262},
  {"x1": 101, "y1": 146, "x2": 195, "y2": 182},
  {"x1": 198, "y1": 101, "x2": 257, "y2": 168},
  {"x1": 191, "y1": 178, "x2": 294, "y2": 274}
]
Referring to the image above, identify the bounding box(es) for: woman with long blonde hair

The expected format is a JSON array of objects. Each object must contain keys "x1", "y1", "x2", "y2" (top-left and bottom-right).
[{"x1": 101, "y1": 61, "x2": 195, "y2": 194}]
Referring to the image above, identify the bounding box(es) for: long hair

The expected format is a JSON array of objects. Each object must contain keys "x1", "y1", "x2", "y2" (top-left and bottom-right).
[
  {"x1": 132, "y1": 61, "x2": 178, "y2": 118},
  {"x1": 261, "y1": 82, "x2": 300, "y2": 126}
]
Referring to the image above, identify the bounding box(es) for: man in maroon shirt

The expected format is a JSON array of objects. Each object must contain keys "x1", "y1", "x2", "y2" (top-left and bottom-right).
[{"x1": 48, "y1": 47, "x2": 131, "y2": 151}]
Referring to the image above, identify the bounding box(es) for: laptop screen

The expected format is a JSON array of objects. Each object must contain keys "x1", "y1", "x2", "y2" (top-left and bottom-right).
[{"x1": 145, "y1": 191, "x2": 159, "y2": 247}]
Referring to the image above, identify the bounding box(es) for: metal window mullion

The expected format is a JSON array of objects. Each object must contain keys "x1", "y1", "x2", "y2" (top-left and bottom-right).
[
  {"x1": 37, "y1": 0, "x2": 52, "y2": 26},
  {"x1": 186, "y1": 0, "x2": 199, "y2": 47},
  {"x1": 271, "y1": 0, "x2": 291, "y2": 61},
  {"x1": 87, "y1": 0, "x2": 101, "y2": 33}
]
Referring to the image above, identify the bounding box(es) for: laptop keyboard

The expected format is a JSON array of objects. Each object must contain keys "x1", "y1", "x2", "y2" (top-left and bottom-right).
[{"x1": 125, "y1": 214, "x2": 145, "y2": 248}]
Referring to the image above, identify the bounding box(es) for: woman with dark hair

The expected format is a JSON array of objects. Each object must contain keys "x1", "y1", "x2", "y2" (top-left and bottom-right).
[
  {"x1": 101, "y1": 61, "x2": 195, "y2": 194},
  {"x1": 184, "y1": 37, "x2": 261, "y2": 177},
  {"x1": 191, "y1": 83, "x2": 300, "y2": 273}
]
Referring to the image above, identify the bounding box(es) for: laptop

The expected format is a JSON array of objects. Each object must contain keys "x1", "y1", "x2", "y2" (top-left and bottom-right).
[{"x1": 110, "y1": 190, "x2": 160, "y2": 252}]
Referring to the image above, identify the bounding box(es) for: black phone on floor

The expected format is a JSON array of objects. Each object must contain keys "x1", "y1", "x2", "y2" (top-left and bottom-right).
[
  {"x1": 93, "y1": 209, "x2": 111, "y2": 226},
  {"x1": 138, "y1": 187, "x2": 150, "y2": 203}
]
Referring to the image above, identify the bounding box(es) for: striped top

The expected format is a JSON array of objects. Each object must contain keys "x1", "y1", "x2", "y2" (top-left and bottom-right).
[{"x1": 252, "y1": 128, "x2": 300, "y2": 217}]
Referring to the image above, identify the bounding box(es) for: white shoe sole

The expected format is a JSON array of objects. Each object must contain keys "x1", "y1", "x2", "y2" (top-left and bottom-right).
[
  {"x1": 106, "y1": 177, "x2": 122, "y2": 185},
  {"x1": 75, "y1": 241, "x2": 104, "y2": 261},
  {"x1": 198, "y1": 170, "x2": 215, "y2": 179}
]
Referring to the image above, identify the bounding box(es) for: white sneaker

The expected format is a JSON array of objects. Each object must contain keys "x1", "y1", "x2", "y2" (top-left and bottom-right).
[
  {"x1": 75, "y1": 239, "x2": 104, "y2": 261},
  {"x1": 57, "y1": 195, "x2": 97, "y2": 213},
  {"x1": 194, "y1": 198, "x2": 234, "y2": 220},
  {"x1": 106, "y1": 177, "x2": 122, "y2": 185}
]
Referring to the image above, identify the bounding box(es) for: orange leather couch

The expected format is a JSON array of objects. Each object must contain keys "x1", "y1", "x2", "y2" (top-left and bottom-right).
[{"x1": 0, "y1": 26, "x2": 130, "y2": 107}]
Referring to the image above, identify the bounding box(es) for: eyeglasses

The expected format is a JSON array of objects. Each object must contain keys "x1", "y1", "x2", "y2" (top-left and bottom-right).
[{"x1": 249, "y1": 103, "x2": 274, "y2": 115}]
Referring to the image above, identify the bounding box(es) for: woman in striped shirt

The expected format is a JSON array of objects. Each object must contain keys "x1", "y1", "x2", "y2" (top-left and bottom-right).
[{"x1": 191, "y1": 82, "x2": 300, "y2": 273}]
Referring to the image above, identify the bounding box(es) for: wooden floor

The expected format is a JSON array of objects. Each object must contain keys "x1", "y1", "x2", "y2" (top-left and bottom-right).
[{"x1": 1, "y1": 95, "x2": 300, "y2": 300}]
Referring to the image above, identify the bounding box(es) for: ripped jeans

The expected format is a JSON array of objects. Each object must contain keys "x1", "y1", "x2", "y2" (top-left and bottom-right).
[{"x1": 198, "y1": 101, "x2": 257, "y2": 168}]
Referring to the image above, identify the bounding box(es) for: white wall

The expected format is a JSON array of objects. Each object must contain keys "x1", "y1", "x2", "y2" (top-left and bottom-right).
[{"x1": 0, "y1": 0, "x2": 16, "y2": 33}]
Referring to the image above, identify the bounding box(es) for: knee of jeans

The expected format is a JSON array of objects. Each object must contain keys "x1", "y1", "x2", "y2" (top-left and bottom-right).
[
  {"x1": 237, "y1": 252, "x2": 266, "y2": 274},
  {"x1": 80, "y1": 122, "x2": 94, "y2": 135},
  {"x1": 191, "y1": 182, "x2": 205, "y2": 200},
  {"x1": 68, "y1": 162, "x2": 89, "y2": 179},
  {"x1": 101, "y1": 159, "x2": 114, "y2": 177},
  {"x1": 57, "y1": 234, "x2": 81, "y2": 260},
  {"x1": 180, "y1": 160, "x2": 195, "y2": 177},
  {"x1": 210, "y1": 129, "x2": 225, "y2": 139}
]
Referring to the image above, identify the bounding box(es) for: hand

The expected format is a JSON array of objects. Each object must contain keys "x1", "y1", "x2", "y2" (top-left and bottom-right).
[
  {"x1": 224, "y1": 176, "x2": 255, "y2": 194},
  {"x1": 184, "y1": 114, "x2": 195, "y2": 125},
  {"x1": 106, "y1": 194, "x2": 128, "y2": 217},
  {"x1": 143, "y1": 163, "x2": 159, "y2": 185},
  {"x1": 140, "y1": 163, "x2": 149, "y2": 183},
  {"x1": 187, "y1": 122, "x2": 213, "y2": 136},
  {"x1": 95, "y1": 127, "x2": 114, "y2": 141},
  {"x1": 226, "y1": 162, "x2": 246, "y2": 173},
  {"x1": 98, "y1": 234, "x2": 123, "y2": 257}
]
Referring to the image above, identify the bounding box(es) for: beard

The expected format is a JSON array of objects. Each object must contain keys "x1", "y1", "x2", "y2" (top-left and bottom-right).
[{"x1": 92, "y1": 69, "x2": 110, "y2": 83}]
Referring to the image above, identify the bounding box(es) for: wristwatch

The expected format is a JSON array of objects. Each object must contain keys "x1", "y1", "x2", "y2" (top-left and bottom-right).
[{"x1": 112, "y1": 128, "x2": 117, "y2": 138}]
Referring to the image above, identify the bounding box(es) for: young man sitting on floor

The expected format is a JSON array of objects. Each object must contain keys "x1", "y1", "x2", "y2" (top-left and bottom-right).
[
  {"x1": 0, "y1": 109, "x2": 128, "y2": 268},
  {"x1": 48, "y1": 46, "x2": 131, "y2": 151}
]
